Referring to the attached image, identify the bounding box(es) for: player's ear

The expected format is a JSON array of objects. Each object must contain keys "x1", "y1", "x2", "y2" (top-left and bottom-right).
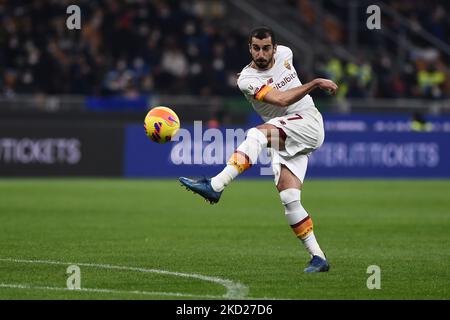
[{"x1": 273, "y1": 44, "x2": 277, "y2": 53}]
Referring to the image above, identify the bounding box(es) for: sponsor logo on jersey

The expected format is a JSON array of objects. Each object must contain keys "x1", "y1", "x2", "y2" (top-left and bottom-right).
[{"x1": 274, "y1": 72, "x2": 297, "y2": 90}]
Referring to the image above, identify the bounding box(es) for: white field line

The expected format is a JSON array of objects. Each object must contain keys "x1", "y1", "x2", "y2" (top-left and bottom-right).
[
  {"x1": 0, "y1": 257, "x2": 249, "y2": 299},
  {"x1": 0, "y1": 283, "x2": 221, "y2": 299}
]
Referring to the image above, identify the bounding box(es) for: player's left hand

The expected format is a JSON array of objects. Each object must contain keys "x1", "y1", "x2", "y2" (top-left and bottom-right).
[{"x1": 315, "y1": 78, "x2": 338, "y2": 95}]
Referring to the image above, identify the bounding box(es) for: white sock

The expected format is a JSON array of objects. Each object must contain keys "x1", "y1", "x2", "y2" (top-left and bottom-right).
[
  {"x1": 211, "y1": 165, "x2": 238, "y2": 192},
  {"x1": 280, "y1": 188, "x2": 326, "y2": 260},
  {"x1": 211, "y1": 128, "x2": 267, "y2": 192},
  {"x1": 302, "y1": 232, "x2": 325, "y2": 260}
]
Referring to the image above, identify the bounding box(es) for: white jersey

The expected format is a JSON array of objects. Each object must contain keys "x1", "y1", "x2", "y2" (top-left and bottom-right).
[{"x1": 237, "y1": 45, "x2": 316, "y2": 122}]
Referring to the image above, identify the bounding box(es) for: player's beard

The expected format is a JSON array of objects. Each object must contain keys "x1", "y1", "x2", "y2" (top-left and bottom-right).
[{"x1": 253, "y1": 55, "x2": 273, "y2": 70}]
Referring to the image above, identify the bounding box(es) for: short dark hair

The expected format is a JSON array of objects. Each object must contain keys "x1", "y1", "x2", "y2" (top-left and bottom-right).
[{"x1": 248, "y1": 26, "x2": 276, "y2": 45}]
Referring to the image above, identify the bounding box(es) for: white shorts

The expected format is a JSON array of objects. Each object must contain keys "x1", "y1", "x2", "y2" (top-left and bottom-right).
[{"x1": 266, "y1": 109, "x2": 325, "y2": 185}]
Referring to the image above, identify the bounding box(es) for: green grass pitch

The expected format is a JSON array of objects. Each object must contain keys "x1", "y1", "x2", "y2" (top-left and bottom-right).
[{"x1": 0, "y1": 179, "x2": 448, "y2": 300}]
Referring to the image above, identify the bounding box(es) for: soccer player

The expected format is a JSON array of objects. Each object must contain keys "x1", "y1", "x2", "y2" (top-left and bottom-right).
[{"x1": 179, "y1": 26, "x2": 338, "y2": 272}]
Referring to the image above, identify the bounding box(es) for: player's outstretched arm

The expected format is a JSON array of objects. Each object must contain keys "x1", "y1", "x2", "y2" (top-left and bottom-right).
[{"x1": 263, "y1": 78, "x2": 338, "y2": 107}]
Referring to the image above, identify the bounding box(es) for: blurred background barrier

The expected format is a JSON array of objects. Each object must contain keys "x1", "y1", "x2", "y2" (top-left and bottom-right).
[
  {"x1": 124, "y1": 113, "x2": 450, "y2": 179},
  {"x1": 308, "y1": 131, "x2": 448, "y2": 178},
  {"x1": 0, "y1": 120, "x2": 124, "y2": 176},
  {"x1": 3, "y1": 112, "x2": 448, "y2": 178}
]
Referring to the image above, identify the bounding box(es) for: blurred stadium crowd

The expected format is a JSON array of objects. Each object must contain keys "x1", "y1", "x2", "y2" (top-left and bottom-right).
[
  {"x1": 1, "y1": 0, "x2": 248, "y2": 98},
  {"x1": 297, "y1": 0, "x2": 450, "y2": 99},
  {"x1": 1, "y1": 0, "x2": 449, "y2": 100}
]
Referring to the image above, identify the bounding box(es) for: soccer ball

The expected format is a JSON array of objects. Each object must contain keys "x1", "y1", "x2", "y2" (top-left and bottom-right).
[{"x1": 144, "y1": 106, "x2": 180, "y2": 143}]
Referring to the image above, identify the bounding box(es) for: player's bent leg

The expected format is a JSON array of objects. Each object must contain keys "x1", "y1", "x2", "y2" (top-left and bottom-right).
[
  {"x1": 255, "y1": 123, "x2": 286, "y2": 150},
  {"x1": 179, "y1": 124, "x2": 286, "y2": 204},
  {"x1": 277, "y1": 165, "x2": 329, "y2": 273},
  {"x1": 180, "y1": 125, "x2": 272, "y2": 203},
  {"x1": 210, "y1": 125, "x2": 282, "y2": 192}
]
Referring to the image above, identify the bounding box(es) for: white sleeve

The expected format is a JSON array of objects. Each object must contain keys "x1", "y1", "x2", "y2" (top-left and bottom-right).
[{"x1": 237, "y1": 76, "x2": 267, "y2": 98}]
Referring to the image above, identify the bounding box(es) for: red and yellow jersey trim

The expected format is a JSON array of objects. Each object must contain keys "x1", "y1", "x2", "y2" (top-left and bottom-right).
[
  {"x1": 227, "y1": 150, "x2": 252, "y2": 174},
  {"x1": 254, "y1": 85, "x2": 273, "y2": 101},
  {"x1": 291, "y1": 216, "x2": 313, "y2": 240}
]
